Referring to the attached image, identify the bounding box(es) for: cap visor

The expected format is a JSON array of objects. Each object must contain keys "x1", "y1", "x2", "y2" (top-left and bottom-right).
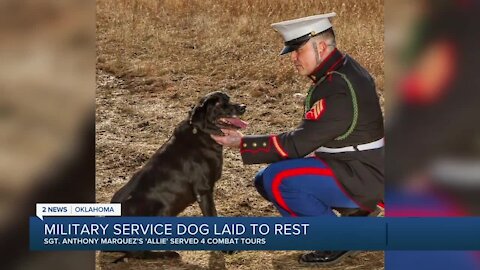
[
  {"x1": 279, "y1": 45, "x2": 296, "y2": 55},
  {"x1": 279, "y1": 34, "x2": 311, "y2": 55}
]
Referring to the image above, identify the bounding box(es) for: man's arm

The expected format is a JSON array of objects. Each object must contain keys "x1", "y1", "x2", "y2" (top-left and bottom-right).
[{"x1": 212, "y1": 92, "x2": 353, "y2": 164}]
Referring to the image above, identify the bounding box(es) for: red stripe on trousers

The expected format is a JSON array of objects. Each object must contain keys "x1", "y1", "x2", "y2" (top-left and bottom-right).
[{"x1": 271, "y1": 167, "x2": 334, "y2": 217}]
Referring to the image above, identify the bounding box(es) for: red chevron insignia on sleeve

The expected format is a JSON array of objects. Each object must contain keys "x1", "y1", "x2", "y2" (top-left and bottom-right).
[{"x1": 305, "y1": 99, "x2": 326, "y2": 120}]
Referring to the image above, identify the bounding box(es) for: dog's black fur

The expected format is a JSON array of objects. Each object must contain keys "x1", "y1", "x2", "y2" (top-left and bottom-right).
[
  {"x1": 111, "y1": 91, "x2": 246, "y2": 217},
  {"x1": 108, "y1": 91, "x2": 246, "y2": 262}
]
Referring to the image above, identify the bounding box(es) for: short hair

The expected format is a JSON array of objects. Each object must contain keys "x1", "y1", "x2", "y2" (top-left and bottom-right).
[{"x1": 313, "y1": 28, "x2": 336, "y2": 47}]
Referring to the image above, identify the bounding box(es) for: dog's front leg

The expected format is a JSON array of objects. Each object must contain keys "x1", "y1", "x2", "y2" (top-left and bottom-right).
[{"x1": 197, "y1": 192, "x2": 217, "y2": 217}]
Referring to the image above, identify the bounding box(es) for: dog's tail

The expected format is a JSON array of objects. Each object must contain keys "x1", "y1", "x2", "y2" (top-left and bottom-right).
[{"x1": 110, "y1": 171, "x2": 142, "y2": 203}]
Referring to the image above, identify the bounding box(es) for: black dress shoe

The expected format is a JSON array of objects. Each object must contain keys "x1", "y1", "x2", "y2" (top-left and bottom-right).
[{"x1": 299, "y1": 250, "x2": 357, "y2": 266}]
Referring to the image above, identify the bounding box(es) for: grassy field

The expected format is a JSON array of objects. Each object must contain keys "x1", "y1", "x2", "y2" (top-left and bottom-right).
[{"x1": 96, "y1": 0, "x2": 384, "y2": 269}]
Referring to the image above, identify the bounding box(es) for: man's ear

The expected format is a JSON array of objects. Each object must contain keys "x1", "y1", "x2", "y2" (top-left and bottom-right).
[{"x1": 319, "y1": 40, "x2": 328, "y2": 57}]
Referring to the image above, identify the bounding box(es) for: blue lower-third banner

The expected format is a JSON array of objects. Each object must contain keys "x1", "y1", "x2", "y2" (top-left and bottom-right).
[{"x1": 29, "y1": 217, "x2": 480, "y2": 251}]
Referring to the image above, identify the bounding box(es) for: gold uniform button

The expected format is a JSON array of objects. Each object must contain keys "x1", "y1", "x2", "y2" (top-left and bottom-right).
[
  {"x1": 252, "y1": 143, "x2": 257, "y2": 147},
  {"x1": 243, "y1": 143, "x2": 247, "y2": 148},
  {"x1": 262, "y1": 142, "x2": 267, "y2": 147}
]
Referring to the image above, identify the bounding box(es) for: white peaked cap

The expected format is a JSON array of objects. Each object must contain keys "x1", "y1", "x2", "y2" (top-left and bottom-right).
[{"x1": 271, "y1": 12, "x2": 336, "y2": 55}]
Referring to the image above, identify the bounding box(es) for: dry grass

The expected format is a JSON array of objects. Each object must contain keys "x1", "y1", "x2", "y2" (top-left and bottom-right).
[
  {"x1": 97, "y1": 0, "x2": 383, "y2": 93},
  {"x1": 96, "y1": 0, "x2": 384, "y2": 269}
]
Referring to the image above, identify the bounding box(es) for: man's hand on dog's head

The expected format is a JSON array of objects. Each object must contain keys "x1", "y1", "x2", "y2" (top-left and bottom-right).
[{"x1": 211, "y1": 129, "x2": 243, "y2": 148}]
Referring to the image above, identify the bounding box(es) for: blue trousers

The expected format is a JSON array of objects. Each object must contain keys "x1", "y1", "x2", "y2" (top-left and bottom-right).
[{"x1": 254, "y1": 157, "x2": 359, "y2": 217}]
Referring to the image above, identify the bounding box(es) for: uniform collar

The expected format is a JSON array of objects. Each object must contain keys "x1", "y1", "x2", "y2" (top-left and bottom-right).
[{"x1": 309, "y1": 48, "x2": 345, "y2": 83}]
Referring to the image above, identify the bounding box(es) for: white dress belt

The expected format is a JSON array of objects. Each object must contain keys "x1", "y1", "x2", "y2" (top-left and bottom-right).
[{"x1": 316, "y1": 137, "x2": 384, "y2": 153}]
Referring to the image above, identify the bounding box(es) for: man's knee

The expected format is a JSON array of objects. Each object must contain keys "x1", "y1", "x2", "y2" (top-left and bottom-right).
[
  {"x1": 254, "y1": 167, "x2": 269, "y2": 200},
  {"x1": 254, "y1": 161, "x2": 296, "y2": 202},
  {"x1": 260, "y1": 163, "x2": 278, "y2": 191},
  {"x1": 258, "y1": 162, "x2": 290, "y2": 202}
]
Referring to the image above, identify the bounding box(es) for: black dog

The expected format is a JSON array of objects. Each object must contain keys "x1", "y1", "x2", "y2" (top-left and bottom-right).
[
  {"x1": 111, "y1": 92, "x2": 246, "y2": 216},
  {"x1": 111, "y1": 91, "x2": 247, "y2": 216},
  {"x1": 108, "y1": 91, "x2": 246, "y2": 262}
]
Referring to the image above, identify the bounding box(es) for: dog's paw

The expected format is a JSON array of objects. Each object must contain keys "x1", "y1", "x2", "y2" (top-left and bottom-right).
[
  {"x1": 221, "y1": 250, "x2": 239, "y2": 255},
  {"x1": 136, "y1": 251, "x2": 181, "y2": 260},
  {"x1": 157, "y1": 251, "x2": 181, "y2": 260},
  {"x1": 112, "y1": 254, "x2": 128, "y2": 264}
]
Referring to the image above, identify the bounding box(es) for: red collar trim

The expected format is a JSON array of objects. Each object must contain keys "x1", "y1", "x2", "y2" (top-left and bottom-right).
[{"x1": 309, "y1": 48, "x2": 345, "y2": 82}]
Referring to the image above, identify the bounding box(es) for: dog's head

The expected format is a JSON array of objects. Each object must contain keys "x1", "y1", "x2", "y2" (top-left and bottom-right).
[{"x1": 189, "y1": 91, "x2": 247, "y2": 135}]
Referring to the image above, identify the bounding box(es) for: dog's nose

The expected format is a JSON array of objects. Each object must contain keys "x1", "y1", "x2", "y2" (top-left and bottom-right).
[{"x1": 238, "y1": 104, "x2": 246, "y2": 114}]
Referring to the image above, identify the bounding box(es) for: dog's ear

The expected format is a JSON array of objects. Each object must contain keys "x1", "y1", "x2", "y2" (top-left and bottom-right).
[
  {"x1": 189, "y1": 97, "x2": 208, "y2": 127},
  {"x1": 188, "y1": 104, "x2": 196, "y2": 121}
]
